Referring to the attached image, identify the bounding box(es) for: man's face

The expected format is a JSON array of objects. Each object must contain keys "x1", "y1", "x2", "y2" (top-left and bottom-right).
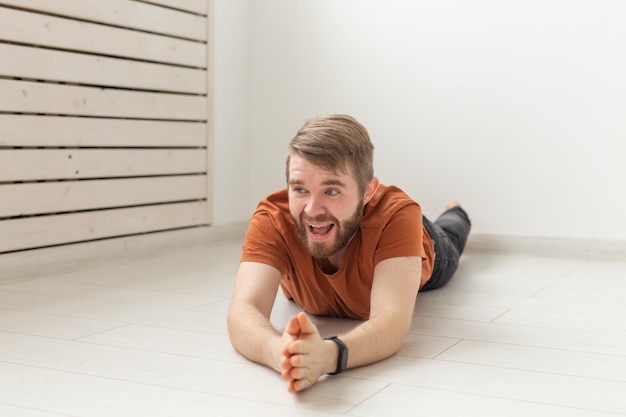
[{"x1": 288, "y1": 154, "x2": 365, "y2": 259}]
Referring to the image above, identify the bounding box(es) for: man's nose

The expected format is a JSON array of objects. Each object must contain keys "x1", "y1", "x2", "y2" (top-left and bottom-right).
[{"x1": 304, "y1": 196, "x2": 325, "y2": 217}]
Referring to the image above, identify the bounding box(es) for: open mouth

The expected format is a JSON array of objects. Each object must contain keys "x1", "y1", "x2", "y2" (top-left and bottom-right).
[{"x1": 308, "y1": 223, "x2": 334, "y2": 238}]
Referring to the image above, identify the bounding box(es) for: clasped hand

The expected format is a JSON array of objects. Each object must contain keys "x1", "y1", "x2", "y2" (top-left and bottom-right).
[{"x1": 279, "y1": 312, "x2": 335, "y2": 393}]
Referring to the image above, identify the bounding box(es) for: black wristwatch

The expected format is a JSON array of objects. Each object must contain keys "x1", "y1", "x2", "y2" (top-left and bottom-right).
[{"x1": 325, "y1": 336, "x2": 349, "y2": 375}]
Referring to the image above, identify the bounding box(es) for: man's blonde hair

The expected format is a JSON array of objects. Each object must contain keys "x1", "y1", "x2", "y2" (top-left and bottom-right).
[{"x1": 286, "y1": 114, "x2": 374, "y2": 194}]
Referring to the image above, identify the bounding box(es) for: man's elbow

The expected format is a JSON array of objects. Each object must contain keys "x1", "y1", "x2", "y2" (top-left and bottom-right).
[
  {"x1": 373, "y1": 312, "x2": 413, "y2": 355},
  {"x1": 391, "y1": 312, "x2": 414, "y2": 351},
  {"x1": 226, "y1": 302, "x2": 245, "y2": 346}
]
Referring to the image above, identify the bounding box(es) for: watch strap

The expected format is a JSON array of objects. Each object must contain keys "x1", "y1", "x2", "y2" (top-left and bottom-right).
[{"x1": 324, "y1": 336, "x2": 348, "y2": 375}]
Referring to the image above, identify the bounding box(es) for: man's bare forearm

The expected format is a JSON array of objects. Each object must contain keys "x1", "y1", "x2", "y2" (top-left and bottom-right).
[
  {"x1": 339, "y1": 310, "x2": 412, "y2": 370},
  {"x1": 337, "y1": 256, "x2": 420, "y2": 370},
  {"x1": 227, "y1": 302, "x2": 283, "y2": 373}
]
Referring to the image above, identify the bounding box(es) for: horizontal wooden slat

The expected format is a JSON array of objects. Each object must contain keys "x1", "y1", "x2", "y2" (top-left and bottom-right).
[
  {"x1": 0, "y1": 0, "x2": 207, "y2": 41},
  {"x1": 141, "y1": 0, "x2": 207, "y2": 15},
  {"x1": 0, "y1": 201, "x2": 208, "y2": 253},
  {"x1": 0, "y1": 7, "x2": 206, "y2": 67},
  {"x1": 0, "y1": 149, "x2": 207, "y2": 182},
  {"x1": 0, "y1": 44, "x2": 206, "y2": 94},
  {"x1": 0, "y1": 115, "x2": 206, "y2": 147},
  {"x1": 0, "y1": 1, "x2": 213, "y2": 255},
  {"x1": 0, "y1": 176, "x2": 207, "y2": 218},
  {"x1": 0, "y1": 79, "x2": 207, "y2": 120}
]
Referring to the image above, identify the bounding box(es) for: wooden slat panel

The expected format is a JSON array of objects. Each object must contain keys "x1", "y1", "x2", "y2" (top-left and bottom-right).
[
  {"x1": 0, "y1": 1, "x2": 212, "y2": 254},
  {"x1": 0, "y1": 0, "x2": 207, "y2": 41},
  {"x1": 0, "y1": 149, "x2": 207, "y2": 182},
  {"x1": 0, "y1": 7, "x2": 206, "y2": 67},
  {"x1": 0, "y1": 115, "x2": 206, "y2": 148},
  {"x1": 0, "y1": 176, "x2": 207, "y2": 218},
  {"x1": 0, "y1": 44, "x2": 206, "y2": 94},
  {"x1": 141, "y1": 0, "x2": 207, "y2": 15},
  {"x1": 0, "y1": 79, "x2": 207, "y2": 120},
  {"x1": 0, "y1": 201, "x2": 208, "y2": 253}
]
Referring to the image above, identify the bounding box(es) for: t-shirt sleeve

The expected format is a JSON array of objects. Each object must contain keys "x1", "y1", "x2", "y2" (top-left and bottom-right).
[
  {"x1": 240, "y1": 211, "x2": 290, "y2": 275},
  {"x1": 373, "y1": 202, "x2": 426, "y2": 265}
]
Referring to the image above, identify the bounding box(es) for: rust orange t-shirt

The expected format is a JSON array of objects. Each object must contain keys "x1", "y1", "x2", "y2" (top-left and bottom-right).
[{"x1": 240, "y1": 184, "x2": 434, "y2": 320}]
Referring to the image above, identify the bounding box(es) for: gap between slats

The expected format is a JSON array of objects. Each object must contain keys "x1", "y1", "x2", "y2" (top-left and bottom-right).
[
  {"x1": 0, "y1": 8, "x2": 207, "y2": 68},
  {"x1": 0, "y1": 1, "x2": 211, "y2": 254},
  {"x1": 0, "y1": 1, "x2": 207, "y2": 42}
]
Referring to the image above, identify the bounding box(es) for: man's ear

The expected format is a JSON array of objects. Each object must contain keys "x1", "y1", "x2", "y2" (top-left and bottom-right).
[{"x1": 363, "y1": 177, "x2": 380, "y2": 204}]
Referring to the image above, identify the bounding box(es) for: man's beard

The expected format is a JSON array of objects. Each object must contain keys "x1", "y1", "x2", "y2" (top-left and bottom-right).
[{"x1": 293, "y1": 200, "x2": 364, "y2": 259}]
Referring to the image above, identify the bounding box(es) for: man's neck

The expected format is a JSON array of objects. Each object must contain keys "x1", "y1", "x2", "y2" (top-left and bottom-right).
[{"x1": 326, "y1": 247, "x2": 348, "y2": 272}]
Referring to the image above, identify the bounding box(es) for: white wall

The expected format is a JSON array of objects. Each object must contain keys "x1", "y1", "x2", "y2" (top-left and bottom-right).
[
  {"x1": 210, "y1": 0, "x2": 251, "y2": 226},
  {"x1": 244, "y1": 0, "x2": 626, "y2": 242}
]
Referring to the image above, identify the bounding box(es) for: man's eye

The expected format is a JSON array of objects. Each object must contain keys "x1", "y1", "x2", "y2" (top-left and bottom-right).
[
  {"x1": 326, "y1": 189, "x2": 339, "y2": 196},
  {"x1": 293, "y1": 187, "x2": 306, "y2": 193}
]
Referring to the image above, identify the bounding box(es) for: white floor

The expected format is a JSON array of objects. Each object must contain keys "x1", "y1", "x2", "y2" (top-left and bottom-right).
[{"x1": 1, "y1": 239, "x2": 625, "y2": 417}]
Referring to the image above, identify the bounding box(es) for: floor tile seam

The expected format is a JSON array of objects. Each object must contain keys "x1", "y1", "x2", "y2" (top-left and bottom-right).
[
  {"x1": 410, "y1": 312, "x2": 626, "y2": 339},
  {"x1": 0, "y1": 360, "x2": 358, "y2": 415},
  {"x1": 357, "y1": 360, "x2": 626, "y2": 411},
  {"x1": 406, "y1": 332, "x2": 626, "y2": 359},
  {"x1": 414, "y1": 299, "x2": 511, "y2": 313},
  {"x1": 1, "y1": 327, "x2": 239, "y2": 363},
  {"x1": 421, "y1": 303, "x2": 626, "y2": 318},
  {"x1": 0, "y1": 328, "x2": 231, "y2": 348},
  {"x1": 0, "y1": 359, "x2": 276, "y2": 403},
  {"x1": 488, "y1": 308, "x2": 512, "y2": 323},
  {"x1": 0, "y1": 305, "x2": 128, "y2": 327},
  {"x1": 495, "y1": 304, "x2": 626, "y2": 320},
  {"x1": 0, "y1": 401, "x2": 71, "y2": 417},
  {"x1": 0, "y1": 303, "x2": 222, "y2": 334},
  {"x1": 0, "y1": 287, "x2": 213, "y2": 308},
  {"x1": 124, "y1": 263, "x2": 232, "y2": 273},
  {"x1": 535, "y1": 285, "x2": 626, "y2": 297},
  {"x1": 76, "y1": 320, "x2": 228, "y2": 337},
  {"x1": 71, "y1": 323, "x2": 133, "y2": 341},
  {"x1": 464, "y1": 247, "x2": 626, "y2": 263},
  {"x1": 73, "y1": 338, "x2": 245, "y2": 364},
  {"x1": 186, "y1": 297, "x2": 231, "y2": 311},
  {"x1": 445, "y1": 337, "x2": 626, "y2": 359},
  {"x1": 0, "y1": 329, "x2": 118, "y2": 343},
  {"x1": 424, "y1": 288, "x2": 547, "y2": 298},
  {"x1": 415, "y1": 297, "x2": 626, "y2": 321},
  {"x1": 431, "y1": 355, "x2": 626, "y2": 385},
  {"x1": 0, "y1": 278, "x2": 38, "y2": 287},
  {"x1": 342, "y1": 382, "x2": 392, "y2": 415},
  {"x1": 411, "y1": 312, "x2": 504, "y2": 323},
  {"x1": 1, "y1": 279, "x2": 213, "y2": 297},
  {"x1": 535, "y1": 293, "x2": 626, "y2": 304},
  {"x1": 491, "y1": 316, "x2": 626, "y2": 337},
  {"x1": 0, "y1": 290, "x2": 208, "y2": 311},
  {"x1": 430, "y1": 338, "x2": 464, "y2": 360},
  {"x1": 347, "y1": 382, "x2": 626, "y2": 417}
]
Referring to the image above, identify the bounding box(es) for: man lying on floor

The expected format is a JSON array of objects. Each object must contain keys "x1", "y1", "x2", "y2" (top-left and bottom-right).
[{"x1": 227, "y1": 114, "x2": 471, "y2": 393}]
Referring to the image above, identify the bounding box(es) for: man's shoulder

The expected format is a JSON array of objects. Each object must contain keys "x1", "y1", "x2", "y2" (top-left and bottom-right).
[
  {"x1": 369, "y1": 184, "x2": 419, "y2": 210},
  {"x1": 250, "y1": 188, "x2": 293, "y2": 231},
  {"x1": 257, "y1": 188, "x2": 289, "y2": 212},
  {"x1": 362, "y1": 184, "x2": 420, "y2": 225},
  {"x1": 242, "y1": 188, "x2": 299, "y2": 273}
]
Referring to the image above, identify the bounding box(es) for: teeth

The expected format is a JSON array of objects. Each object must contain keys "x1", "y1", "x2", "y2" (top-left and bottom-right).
[{"x1": 309, "y1": 224, "x2": 332, "y2": 236}]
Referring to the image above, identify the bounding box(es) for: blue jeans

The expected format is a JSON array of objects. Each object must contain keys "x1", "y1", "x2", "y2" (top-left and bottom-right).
[{"x1": 421, "y1": 206, "x2": 471, "y2": 291}]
